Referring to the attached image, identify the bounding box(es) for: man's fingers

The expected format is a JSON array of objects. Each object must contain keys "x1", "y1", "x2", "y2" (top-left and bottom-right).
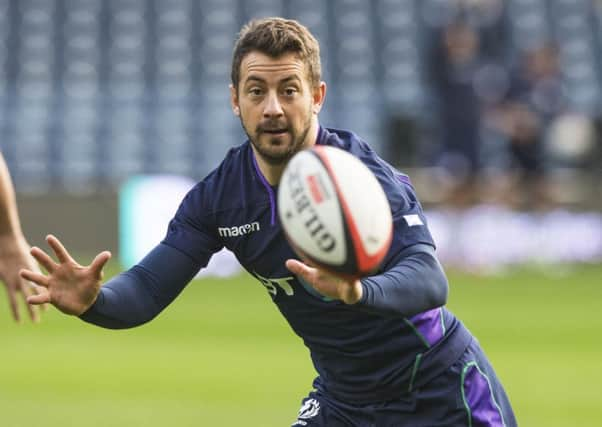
[
  {"x1": 19, "y1": 269, "x2": 50, "y2": 288},
  {"x1": 20, "y1": 282, "x2": 40, "y2": 322},
  {"x1": 90, "y1": 251, "x2": 111, "y2": 278},
  {"x1": 285, "y1": 259, "x2": 303, "y2": 275},
  {"x1": 33, "y1": 285, "x2": 49, "y2": 312},
  {"x1": 46, "y1": 235, "x2": 74, "y2": 264},
  {"x1": 30, "y1": 246, "x2": 58, "y2": 272},
  {"x1": 28, "y1": 283, "x2": 49, "y2": 312},
  {"x1": 24, "y1": 295, "x2": 40, "y2": 322},
  {"x1": 5, "y1": 287, "x2": 20, "y2": 323},
  {"x1": 285, "y1": 259, "x2": 314, "y2": 279},
  {"x1": 27, "y1": 292, "x2": 51, "y2": 306}
]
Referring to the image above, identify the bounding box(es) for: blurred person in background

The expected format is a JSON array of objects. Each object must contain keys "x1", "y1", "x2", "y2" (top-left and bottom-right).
[
  {"x1": 423, "y1": 0, "x2": 508, "y2": 59},
  {"x1": 0, "y1": 152, "x2": 43, "y2": 322},
  {"x1": 426, "y1": 17, "x2": 509, "y2": 206},
  {"x1": 488, "y1": 43, "x2": 583, "y2": 208},
  {"x1": 20, "y1": 17, "x2": 516, "y2": 426}
]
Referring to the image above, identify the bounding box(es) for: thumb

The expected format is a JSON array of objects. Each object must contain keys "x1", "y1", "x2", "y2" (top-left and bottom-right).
[
  {"x1": 285, "y1": 259, "x2": 314, "y2": 279},
  {"x1": 90, "y1": 251, "x2": 112, "y2": 278}
]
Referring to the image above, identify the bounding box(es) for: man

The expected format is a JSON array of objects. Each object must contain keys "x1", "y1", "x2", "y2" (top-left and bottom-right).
[
  {"x1": 22, "y1": 18, "x2": 516, "y2": 426},
  {"x1": 0, "y1": 152, "x2": 42, "y2": 322}
]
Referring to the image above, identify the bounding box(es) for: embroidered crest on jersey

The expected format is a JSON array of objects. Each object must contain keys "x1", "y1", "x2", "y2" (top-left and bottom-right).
[{"x1": 292, "y1": 398, "x2": 320, "y2": 425}]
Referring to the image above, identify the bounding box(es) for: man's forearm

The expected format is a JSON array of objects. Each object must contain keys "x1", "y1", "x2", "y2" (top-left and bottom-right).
[
  {"x1": 80, "y1": 243, "x2": 200, "y2": 329},
  {"x1": 0, "y1": 154, "x2": 24, "y2": 238},
  {"x1": 356, "y1": 244, "x2": 449, "y2": 318}
]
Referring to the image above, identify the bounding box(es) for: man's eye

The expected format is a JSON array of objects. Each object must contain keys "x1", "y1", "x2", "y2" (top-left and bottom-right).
[
  {"x1": 284, "y1": 88, "x2": 298, "y2": 96},
  {"x1": 249, "y1": 88, "x2": 263, "y2": 96}
]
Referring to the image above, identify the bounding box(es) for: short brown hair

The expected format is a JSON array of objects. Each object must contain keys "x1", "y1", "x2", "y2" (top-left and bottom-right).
[{"x1": 231, "y1": 17, "x2": 322, "y2": 90}]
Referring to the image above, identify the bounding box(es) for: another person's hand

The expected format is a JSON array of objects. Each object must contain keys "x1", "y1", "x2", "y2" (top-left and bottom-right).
[
  {"x1": 20, "y1": 235, "x2": 111, "y2": 316},
  {"x1": 285, "y1": 259, "x2": 363, "y2": 304},
  {"x1": 0, "y1": 234, "x2": 46, "y2": 322}
]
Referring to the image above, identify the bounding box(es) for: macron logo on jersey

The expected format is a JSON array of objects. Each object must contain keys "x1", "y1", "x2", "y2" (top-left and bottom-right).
[{"x1": 218, "y1": 222, "x2": 260, "y2": 237}]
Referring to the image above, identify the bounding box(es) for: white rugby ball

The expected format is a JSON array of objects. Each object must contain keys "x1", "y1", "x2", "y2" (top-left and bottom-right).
[{"x1": 278, "y1": 145, "x2": 393, "y2": 278}]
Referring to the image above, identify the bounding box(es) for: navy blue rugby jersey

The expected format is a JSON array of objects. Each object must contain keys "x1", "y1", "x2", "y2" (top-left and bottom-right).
[{"x1": 163, "y1": 127, "x2": 460, "y2": 402}]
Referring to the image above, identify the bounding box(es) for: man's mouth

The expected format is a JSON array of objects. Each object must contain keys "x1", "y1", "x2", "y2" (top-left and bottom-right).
[{"x1": 262, "y1": 129, "x2": 288, "y2": 135}]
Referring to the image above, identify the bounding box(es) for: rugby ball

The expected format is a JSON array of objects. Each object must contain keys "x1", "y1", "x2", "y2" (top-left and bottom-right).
[{"x1": 278, "y1": 145, "x2": 393, "y2": 278}]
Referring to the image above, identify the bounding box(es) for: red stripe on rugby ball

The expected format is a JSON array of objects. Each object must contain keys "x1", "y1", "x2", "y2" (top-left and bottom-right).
[
  {"x1": 313, "y1": 146, "x2": 390, "y2": 275},
  {"x1": 306, "y1": 174, "x2": 324, "y2": 204}
]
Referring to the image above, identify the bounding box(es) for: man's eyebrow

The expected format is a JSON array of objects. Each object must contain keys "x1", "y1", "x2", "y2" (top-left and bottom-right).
[
  {"x1": 243, "y1": 74, "x2": 302, "y2": 85},
  {"x1": 279, "y1": 75, "x2": 302, "y2": 84},
  {"x1": 244, "y1": 75, "x2": 266, "y2": 84}
]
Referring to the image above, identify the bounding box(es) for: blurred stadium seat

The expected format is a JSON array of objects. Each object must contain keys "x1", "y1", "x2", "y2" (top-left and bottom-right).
[
  {"x1": 507, "y1": 0, "x2": 550, "y2": 52},
  {"x1": 377, "y1": 0, "x2": 424, "y2": 112},
  {"x1": 242, "y1": 0, "x2": 284, "y2": 20},
  {"x1": 549, "y1": 0, "x2": 601, "y2": 113},
  {"x1": 329, "y1": 0, "x2": 385, "y2": 152}
]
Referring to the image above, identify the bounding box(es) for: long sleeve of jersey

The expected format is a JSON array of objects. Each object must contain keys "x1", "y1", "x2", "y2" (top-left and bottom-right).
[
  {"x1": 79, "y1": 243, "x2": 201, "y2": 329},
  {"x1": 80, "y1": 242, "x2": 447, "y2": 328},
  {"x1": 356, "y1": 243, "x2": 449, "y2": 318}
]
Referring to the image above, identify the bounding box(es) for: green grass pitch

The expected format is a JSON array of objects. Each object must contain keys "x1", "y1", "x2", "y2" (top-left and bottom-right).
[{"x1": 1, "y1": 261, "x2": 601, "y2": 426}]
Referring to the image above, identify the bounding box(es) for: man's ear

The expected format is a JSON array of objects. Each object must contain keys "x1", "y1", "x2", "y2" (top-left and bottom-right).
[
  {"x1": 230, "y1": 84, "x2": 240, "y2": 116},
  {"x1": 312, "y1": 82, "x2": 327, "y2": 114}
]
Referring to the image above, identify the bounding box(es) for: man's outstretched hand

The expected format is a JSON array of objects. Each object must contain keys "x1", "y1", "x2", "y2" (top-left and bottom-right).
[
  {"x1": 20, "y1": 235, "x2": 111, "y2": 316},
  {"x1": 285, "y1": 259, "x2": 363, "y2": 305}
]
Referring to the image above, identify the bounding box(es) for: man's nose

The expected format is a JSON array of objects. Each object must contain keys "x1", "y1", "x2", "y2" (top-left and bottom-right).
[{"x1": 263, "y1": 92, "x2": 284, "y2": 117}]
